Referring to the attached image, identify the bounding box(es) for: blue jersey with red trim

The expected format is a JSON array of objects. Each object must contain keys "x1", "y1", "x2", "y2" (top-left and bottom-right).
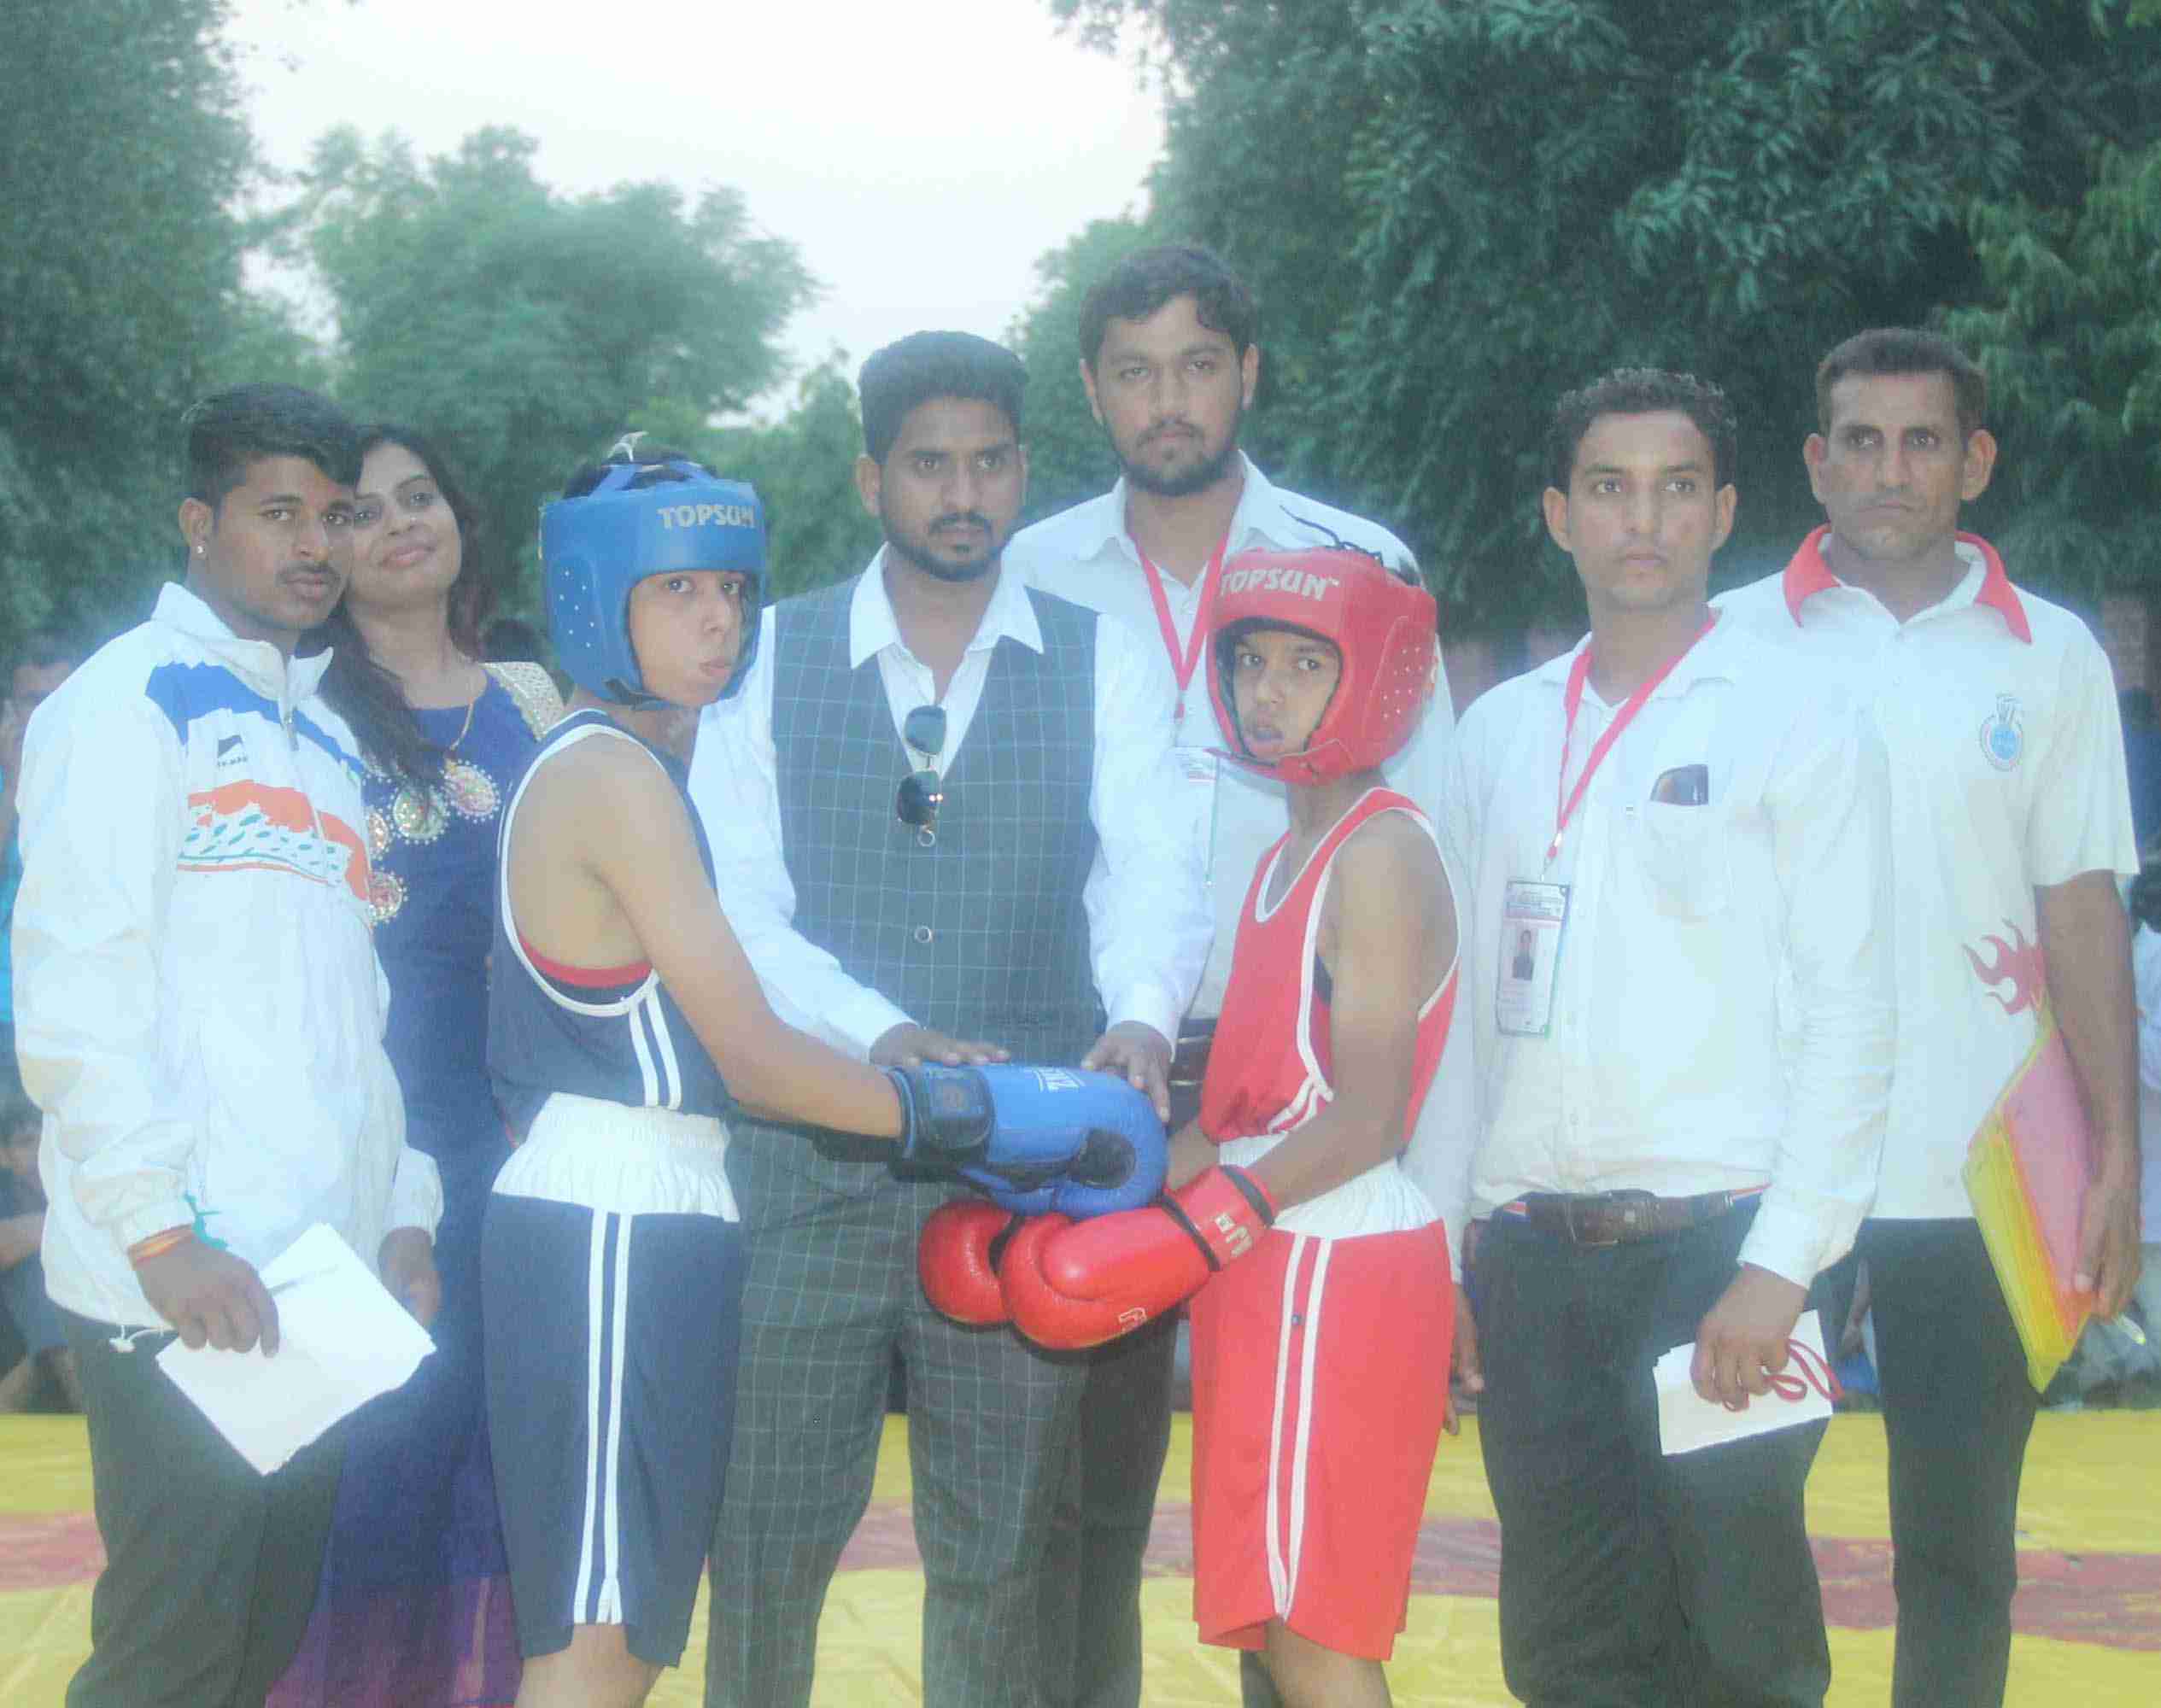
[{"x1": 487, "y1": 711, "x2": 733, "y2": 1137}]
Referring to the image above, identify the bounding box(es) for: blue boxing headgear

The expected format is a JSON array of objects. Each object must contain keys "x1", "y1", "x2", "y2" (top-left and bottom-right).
[{"x1": 541, "y1": 456, "x2": 767, "y2": 705}]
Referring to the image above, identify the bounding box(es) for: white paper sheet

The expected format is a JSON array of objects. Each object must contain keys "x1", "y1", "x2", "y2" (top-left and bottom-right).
[
  {"x1": 156, "y1": 1223, "x2": 435, "y2": 1475},
  {"x1": 1654, "y1": 1309, "x2": 1834, "y2": 1457}
]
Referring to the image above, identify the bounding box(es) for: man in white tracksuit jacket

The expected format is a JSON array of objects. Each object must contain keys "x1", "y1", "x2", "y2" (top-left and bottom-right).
[{"x1": 15, "y1": 383, "x2": 442, "y2": 1708}]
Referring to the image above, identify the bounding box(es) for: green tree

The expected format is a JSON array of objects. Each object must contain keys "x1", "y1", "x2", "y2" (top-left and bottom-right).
[
  {"x1": 1006, "y1": 217, "x2": 1157, "y2": 524},
  {"x1": 0, "y1": 0, "x2": 266, "y2": 642},
  {"x1": 287, "y1": 126, "x2": 817, "y2": 604},
  {"x1": 1948, "y1": 2, "x2": 2161, "y2": 598},
  {"x1": 686, "y1": 214, "x2": 1163, "y2": 606},
  {"x1": 699, "y1": 356, "x2": 886, "y2": 599},
  {"x1": 1050, "y1": 0, "x2": 2161, "y2": 625}
]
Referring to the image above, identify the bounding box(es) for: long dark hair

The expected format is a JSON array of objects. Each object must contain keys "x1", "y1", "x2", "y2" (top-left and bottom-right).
[{"x1": 310, "y1": 425, "x2": 494, "y2": 784}]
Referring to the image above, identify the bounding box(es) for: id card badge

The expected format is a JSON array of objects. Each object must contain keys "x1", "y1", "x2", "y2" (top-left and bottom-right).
[{"x1": 1496, "y1": 879, "x2": 1569, "y2": 1037}]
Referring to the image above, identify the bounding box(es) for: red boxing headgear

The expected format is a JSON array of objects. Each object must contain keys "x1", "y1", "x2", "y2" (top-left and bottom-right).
[{"x1": 1209, "y1": 547, "x2": 1438, "y2": 784}]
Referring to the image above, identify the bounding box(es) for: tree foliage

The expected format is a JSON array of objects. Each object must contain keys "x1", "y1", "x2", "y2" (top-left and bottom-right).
[
  {"x1": 694, "y1": 356, "x2": 886, "y2": 600},
  {"x1": 1046, "y1": 0, "x2": 2161, "y2": 626},
  {"x1": 1005, "y1": 218, "x2": 1158, "y2": 525},
  {"x1": 284, "y1": 126, "x2": 818, "y2": 607},
  {"x1": 681, "y1": 219, "x2": 1167, "y2": 606},
  {"x1": 0, "y1": 1, "x2": 263, "y2": 642},
  {"x1": 1948, "y1": 3, "x2": 2161, "y2": 600}
]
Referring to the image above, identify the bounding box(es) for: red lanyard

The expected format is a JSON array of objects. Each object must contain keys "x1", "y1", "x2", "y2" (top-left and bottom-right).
[
  {"x1": 1137, "y1": 534, "x2": 1230, "y2": 727},
  {"x1": 1548, "y1": 613, "x2": 1717, "y2": 865}
]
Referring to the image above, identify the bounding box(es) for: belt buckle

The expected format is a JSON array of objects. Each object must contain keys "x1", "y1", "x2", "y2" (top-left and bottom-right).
[{"x1": 1563, "y1": 1193, "x2": 1624, "y2": 1249}]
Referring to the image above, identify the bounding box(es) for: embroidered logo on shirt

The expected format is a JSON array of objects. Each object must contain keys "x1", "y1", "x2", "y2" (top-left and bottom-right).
[
  {"x1": 214, "y1": 735, "x2": 246, "y2": 771},
  {"x1": 1979, "y1": 694, "x2": 2023, "y2": 771},
  {"x1": 181, "y1": 781, "x2": 368, "y2": 902},
  {"x1": 1964, "y1": 920, "x2": 2046, "y2": 1016}
]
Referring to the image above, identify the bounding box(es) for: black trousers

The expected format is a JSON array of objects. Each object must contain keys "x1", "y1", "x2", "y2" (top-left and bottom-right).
[
  {"x1": 1859, "y1": 1219, "x2": 2039, "y2": 1708},
  {"x1": 61, "y1": 1307, "x2": 345, "y2": 1708},
  {"x1": 1037, "y1": 1313, "x2": 1179, "y2": 1708},
  {"x1": 1471, "y1": 1207, "x2": 1831, "y2": 1708}
]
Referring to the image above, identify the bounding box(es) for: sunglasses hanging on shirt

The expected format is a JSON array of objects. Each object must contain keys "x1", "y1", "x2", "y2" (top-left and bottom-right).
[{"x1": 896, "y1": 703, "x2": 948, "y2": 840}]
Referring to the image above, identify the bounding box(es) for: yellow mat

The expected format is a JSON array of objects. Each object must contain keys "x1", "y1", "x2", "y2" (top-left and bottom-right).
[{"x1": 3, "y1": 1411, "x2": 2154, "y2": 1705}]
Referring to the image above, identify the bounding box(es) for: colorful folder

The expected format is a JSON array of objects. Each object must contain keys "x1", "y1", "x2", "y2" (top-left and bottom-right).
[{"x1": 1962, "y1": 1014, "x2": 2095, "y2": 1392}]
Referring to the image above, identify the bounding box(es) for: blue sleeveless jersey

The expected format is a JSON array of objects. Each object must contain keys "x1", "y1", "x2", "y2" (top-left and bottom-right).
[{"x1": 487, "y1": 711, "x2": 733, "y2": 1136}]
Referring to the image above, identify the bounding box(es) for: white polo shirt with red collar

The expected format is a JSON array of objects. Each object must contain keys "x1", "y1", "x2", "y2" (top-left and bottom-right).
[{"x1": 1717, "y1": 527, "x2": 2138, "y2": 1220}]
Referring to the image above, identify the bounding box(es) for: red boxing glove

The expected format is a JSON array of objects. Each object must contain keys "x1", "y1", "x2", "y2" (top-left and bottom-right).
[
  {"x1": 918, "y1": 1198, "x2": 1022, "y2": 1327},
  {"x1": 999, "y1": 1165, "x2": 1277, "y2": 1350}
]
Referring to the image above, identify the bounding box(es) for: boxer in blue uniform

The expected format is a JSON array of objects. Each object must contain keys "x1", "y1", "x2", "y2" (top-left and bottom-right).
[{"x1": 483, "y1": 443, "x2": 1165, "y2": 1708}]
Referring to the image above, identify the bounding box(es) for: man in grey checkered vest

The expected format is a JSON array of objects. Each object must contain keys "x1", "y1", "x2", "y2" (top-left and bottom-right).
[{"x1": 687, "y1": 330, "x2": 1209, "y2": 1708}]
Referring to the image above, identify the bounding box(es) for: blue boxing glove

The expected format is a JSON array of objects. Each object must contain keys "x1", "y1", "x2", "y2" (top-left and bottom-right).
[
  {"x1": 996, "y1": 1073, "x2": 1168, "y2": 1220},
  {"x1": 887, "y1": 1063, "x2": 1167, "y2": 1219}
]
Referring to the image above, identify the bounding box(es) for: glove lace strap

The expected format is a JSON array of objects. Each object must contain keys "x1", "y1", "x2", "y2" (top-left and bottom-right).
[
  {"x1": 1163, "y1": 1165, "x2": 1276, "y2": 1271},
  {"x1": 1219, "y1": 1166, "x2": 1275, "y2": 1225},
  {"x1": 1160, "y1": 1196, "x2": 1223, "y2": 1272}
]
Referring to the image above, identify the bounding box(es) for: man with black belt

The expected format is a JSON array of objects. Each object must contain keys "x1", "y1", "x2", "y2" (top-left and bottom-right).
[
  {"x1": 1004, "y1": 242, "x2": 1461, "y2": 1708},
  {"x1": 688, "y1": 330, "x2": 1208, "y2": 1708},
  {"x1": 1443, "y1": 369, "x2": 1894, "y2": 1705}
]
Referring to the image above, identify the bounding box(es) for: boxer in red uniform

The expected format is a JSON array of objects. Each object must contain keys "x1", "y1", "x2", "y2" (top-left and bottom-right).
[{"x1": 999, "y1": 548, "x2": 1461, "y2": 1708}]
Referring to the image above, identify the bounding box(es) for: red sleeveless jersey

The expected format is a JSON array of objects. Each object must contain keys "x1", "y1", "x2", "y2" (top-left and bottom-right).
[{"x1": 1200, "y1": 787, "x2": 1458, "y2": 1147}]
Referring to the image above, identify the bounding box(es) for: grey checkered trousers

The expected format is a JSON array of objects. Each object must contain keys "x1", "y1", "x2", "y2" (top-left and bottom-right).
[{"x1": 703, "y1": 576, "x2": 1104, "y2": 1708}]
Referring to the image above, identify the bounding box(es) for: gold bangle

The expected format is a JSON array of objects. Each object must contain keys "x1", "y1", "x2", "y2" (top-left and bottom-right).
[{"x1": 126, "y1": 1226, "x2": 194, "y2": 1266}]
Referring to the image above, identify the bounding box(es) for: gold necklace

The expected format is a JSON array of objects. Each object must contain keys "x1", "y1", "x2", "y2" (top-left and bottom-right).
[
  {"x1": 437, "y1": 664, "x2": 500, "y2": 822},
  {"x1": 446, "y1": 663, "x2": 483, "y2": 752}
]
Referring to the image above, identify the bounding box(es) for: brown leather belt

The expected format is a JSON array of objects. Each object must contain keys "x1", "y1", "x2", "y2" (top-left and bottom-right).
[{"x1": 1500, "y1": 1187, "x2": 1761, "y2": 1248}]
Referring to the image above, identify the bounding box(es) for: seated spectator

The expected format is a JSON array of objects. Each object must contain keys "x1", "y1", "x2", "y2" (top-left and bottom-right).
[
  {"x1": 2054, "y1": 863, "x2": 2161, "y2": 1399},
  {"x1": 0, "y1": 1077, "x2": 80, "y2": 1411},
  {"x1": 2100, "y1": 867, "x2": 2161, "y2": 1387}
]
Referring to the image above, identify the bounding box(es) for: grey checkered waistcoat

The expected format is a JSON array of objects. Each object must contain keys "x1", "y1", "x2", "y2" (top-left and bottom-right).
[{"x1": 739, "y1": 575, "x2": 1104, "y2": 1187}]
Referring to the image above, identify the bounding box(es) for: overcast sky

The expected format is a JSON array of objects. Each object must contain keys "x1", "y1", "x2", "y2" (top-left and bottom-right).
[{"x1": 224, "y1": 0, "x2": 1165, "y2": 401}]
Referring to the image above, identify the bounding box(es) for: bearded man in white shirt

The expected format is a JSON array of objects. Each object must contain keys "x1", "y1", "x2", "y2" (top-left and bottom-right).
[
  {"x1": 1003, "y1": 242, "x2": 1466, "y2": 1708},
  {"x1": 1718, "y1": 328, "x2": 2142, "y2": 1707},
  {"x1": 1447, "y1": 369, "x2": 1895, "y2": 1707},
  {"x1": 687, "y1": 330, "x2": 1209, "y2": 1708}
]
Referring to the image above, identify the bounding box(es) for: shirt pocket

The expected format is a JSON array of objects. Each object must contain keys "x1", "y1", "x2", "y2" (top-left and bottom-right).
[{"x1": 1631, "y1": 800, "x2": 1731, "y2": 919}]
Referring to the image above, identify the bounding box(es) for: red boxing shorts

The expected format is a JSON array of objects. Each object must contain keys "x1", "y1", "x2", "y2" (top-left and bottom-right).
[{"x1": 1188, "y1": 1220, "x2": 1453, "y2": 1659}]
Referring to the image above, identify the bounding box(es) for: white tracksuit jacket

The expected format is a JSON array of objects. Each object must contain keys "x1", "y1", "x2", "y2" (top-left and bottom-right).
[{"x1": 15, "y1": 581, "x2": 440, "y2": 1331}]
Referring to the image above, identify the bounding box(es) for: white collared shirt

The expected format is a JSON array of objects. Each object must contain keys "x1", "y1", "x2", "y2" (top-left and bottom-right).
[
  {"x1": 1445, "y1": 615, "x2": 1895, "y2": 1286},
  {"x1": 1005, "y1": 454, "x2": 1475, "y2": 1272},
  {"x1": 1004, "y1": 453, "x2": 1456, "y2": 1019},
  {"x1": 1718, "y1": 529, "x2": 2138, "y2": 1219},
  {"x1": 687, "y1": 552, "x2": 1209, "y2": 1057}
]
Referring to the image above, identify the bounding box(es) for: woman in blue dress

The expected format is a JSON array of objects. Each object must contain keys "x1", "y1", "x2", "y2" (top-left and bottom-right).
[{"x1": 271, "y1": 426, "x2": 560, "y2": 1708}]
